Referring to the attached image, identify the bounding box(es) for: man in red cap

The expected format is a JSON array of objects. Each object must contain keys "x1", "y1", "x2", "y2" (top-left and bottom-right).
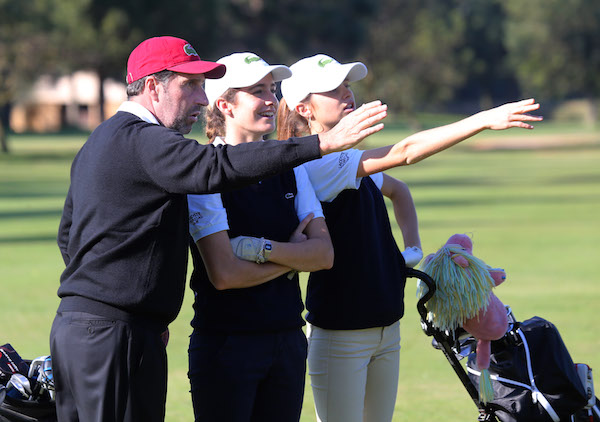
[{"x1": 49, "y1": 36, "x2": 386, "y2": 422}]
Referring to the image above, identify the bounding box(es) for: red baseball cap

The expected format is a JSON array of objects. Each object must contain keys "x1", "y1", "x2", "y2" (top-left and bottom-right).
[{"x1": 126, "y1": 36, "x2": 226, "y2": 84}]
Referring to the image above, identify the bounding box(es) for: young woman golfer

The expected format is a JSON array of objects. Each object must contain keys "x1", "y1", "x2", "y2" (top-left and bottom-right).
[
  {"x1": 277, "y1": 54, "x2": 542, "y2": 422},
  {"x1": 186, "y1": 52, "x2": 332, "y2": 422}
]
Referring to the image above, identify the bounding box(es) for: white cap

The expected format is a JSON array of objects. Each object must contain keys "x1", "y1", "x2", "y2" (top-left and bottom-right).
[
  {"x1": 281, "y1": 54, "x2": 368, "y2": 110},
  {"x1": 204, "y1": 52, "x2": 292, "y2": 105}
]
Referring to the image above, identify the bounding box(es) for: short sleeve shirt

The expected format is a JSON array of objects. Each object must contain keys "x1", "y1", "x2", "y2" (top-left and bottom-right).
[{"x1": 301, "y1": 149, "x2": 383, "y2": 203}]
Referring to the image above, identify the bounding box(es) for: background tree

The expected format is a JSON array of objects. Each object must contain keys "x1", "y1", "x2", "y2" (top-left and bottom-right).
[
  {"x1": 52, "y1": 0, "x2": 141, "y2": 122},
  {"x1": 503, "y1": 0, "x2": 600, "y2": 117},
  {"x1": 358, "y1": 0, "x2": 529, "y2": 120},
  {"x1": 207, "y1": 0, "x2": 378, "y2": 63},
  {"x1": 87, "y1": 0, "x2": 222, "y2": 62},
  {"x1": 505, "y1": 0, "x2": 600, "y2": 125},
  {"x1": 0, "y1": 0, "x2": 57, "y2": 152},
  {"x1": 359, "y1": 0, "x2": 470, "y2": 123},
  {"x1": 2, "y1": 0, "x2": 599, "y2": 153},
  {"x1": 0, "y1": 0, "x2": 139, "y2": 153},
  {"x1": 453, "y1": 0, "x2": 519, "y2": 110}
]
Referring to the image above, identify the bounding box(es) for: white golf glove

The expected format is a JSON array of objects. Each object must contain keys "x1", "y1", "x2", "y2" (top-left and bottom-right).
[
  {"x1": 230, "y1": 236, "x2": 272, "y2": 264},
  {"x1": 402, "y1": 246, "x2": 423, "y2": 268}
]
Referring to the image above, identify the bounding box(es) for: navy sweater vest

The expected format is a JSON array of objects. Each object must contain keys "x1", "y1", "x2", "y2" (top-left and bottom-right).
[
  {"x1": 190, "y1": 170, "x2": 305, "y2": 333},
  {"x1": 306, "y1": 177, "x2": 407, "y2": 330}
]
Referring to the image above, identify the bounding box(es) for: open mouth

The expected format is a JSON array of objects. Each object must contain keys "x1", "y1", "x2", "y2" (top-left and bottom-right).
[
  {"x1": 190, "y1": 109, "x2": 202, "y2": 120},
  {"x1": 258, "y1": 111, "x2": 275, "y2": 118},
  {"x1": 343, "y1": 103, "x2": 355, "y2": 112}
]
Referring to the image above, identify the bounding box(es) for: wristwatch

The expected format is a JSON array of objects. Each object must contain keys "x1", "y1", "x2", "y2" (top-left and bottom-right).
[{"x1": 256, "y1": 238, "x2": 272, "y2": 264}]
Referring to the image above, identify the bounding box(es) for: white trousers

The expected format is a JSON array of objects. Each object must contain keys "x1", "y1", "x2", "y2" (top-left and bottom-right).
[{"x1": 306, "y1": 321, "x2": 401, "y2": 422}]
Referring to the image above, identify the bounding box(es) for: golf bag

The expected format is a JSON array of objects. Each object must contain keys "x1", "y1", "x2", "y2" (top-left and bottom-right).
[
  {"x1": 0, "y1": 344, "x2": 56, "y2": 422},
  {"x1": 408, "y1": 268, "x2": 599, "y2": 422},
  {"x1": 466, "y1": 316, "x2": 599, "y2": 422}
]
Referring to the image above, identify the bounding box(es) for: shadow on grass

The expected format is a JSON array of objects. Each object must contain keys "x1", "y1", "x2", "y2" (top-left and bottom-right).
[
  {"x1": 409, "y1": 192, "x2": 600, "y2": 209},
  {"x1": 550, "y1": 174, "x2": 600, "y2": 185},
  {"x1": 406, "y1": 173, "x2": 600, "y2": 189},
  {"x1": 1, "y1": 131, "x2": 86, "y2": 162},
  {"x1": 0, "y1": 209, "x2": 62, "y2": 219},
  {"x1": 470, "y1": 141, "x2": 600, "y2": 153},
  {"x1": 0, "y1": 151, "x2": 79, "y2": 162},
  {"x1": 0, "y1": 234, "x2": 58, "y2": 243},
  {"x1": 0, "y1": 181, "x2": 68, "y2": 198},
  {"x1": 0, "y1": 190, "x2": 67, "y2": 199},
  {"x1": 407, "y1": 177, "x2": 500, "y2": 188}
]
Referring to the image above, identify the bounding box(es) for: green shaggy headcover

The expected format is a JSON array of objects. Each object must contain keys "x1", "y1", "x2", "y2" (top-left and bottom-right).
[{"x1": 417, "y1": 245, "x2": 495, "y2": 332}]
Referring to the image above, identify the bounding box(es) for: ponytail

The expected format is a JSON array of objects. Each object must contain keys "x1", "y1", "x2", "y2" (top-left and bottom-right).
[
  {"x1": 204, "y1": 88, "x2": 238, "y2": 143},
  {"x1": 277, "y1": 98, "x2": 310, "y2": 140}
]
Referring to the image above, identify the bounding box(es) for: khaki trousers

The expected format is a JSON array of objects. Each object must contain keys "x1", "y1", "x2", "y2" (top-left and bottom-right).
[{"x1": 306, "y1": 321, "x2": 401, "y2": 422}]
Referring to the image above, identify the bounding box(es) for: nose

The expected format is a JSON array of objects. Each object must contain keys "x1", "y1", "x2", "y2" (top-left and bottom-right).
[
  {"x1": 265, "y1": 91, "x2": 278, "y2": 105},
  {"x1": 341, "y1": 85, "x2": 353, "y2": 101},
  {"x1": 196, "y1": 86, "x2": 209, "y2": 107}
]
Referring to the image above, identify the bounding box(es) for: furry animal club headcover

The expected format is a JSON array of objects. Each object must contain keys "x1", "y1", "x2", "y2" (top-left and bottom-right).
[{"x1": 417, "y1": 234, "x2": 509, "y2": 403}]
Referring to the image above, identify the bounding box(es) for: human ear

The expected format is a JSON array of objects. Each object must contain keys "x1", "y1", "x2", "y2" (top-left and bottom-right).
[
  {"x1": 215, "y1": 98, "x2": 234, "y2": 117},
  {"x1": 295, "y1": 102, "x2": 312, "y2": 120},
  {"x1": 145, "y1": 76, "x2": 160, "y2": 102}
]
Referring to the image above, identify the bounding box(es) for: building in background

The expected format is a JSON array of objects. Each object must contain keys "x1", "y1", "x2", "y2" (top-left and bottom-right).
[{"x1": 10, "y1": 71, "x2": 126, "y2": 133}]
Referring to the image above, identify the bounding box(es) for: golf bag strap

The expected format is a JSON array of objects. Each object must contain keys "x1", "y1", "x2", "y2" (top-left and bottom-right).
[
  {"x1": 571, "y1": 404, "x2": 600, "y2": 422},
  {"x1": 466, "y1": 328, "x2": 561, "y2": 422},
  {"x1": 575, "y1": 363, "x2": 596, "y2": 409}
]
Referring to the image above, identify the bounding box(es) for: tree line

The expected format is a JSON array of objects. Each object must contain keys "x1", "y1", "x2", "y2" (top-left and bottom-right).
[{"x1": 1, "y1": 0, "x2": 599, "y2": 152}]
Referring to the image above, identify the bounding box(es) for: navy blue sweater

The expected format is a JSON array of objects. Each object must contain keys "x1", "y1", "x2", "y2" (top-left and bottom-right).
[
  {"x1": 306, "y1": 177, "x2": 407, "y2": 329},
  {"x1": 190, "y1": 170, "x2": 304, "y2": 333},
  {"x1": 57, "y1": 111, "x2": 320, "y2": 327}
]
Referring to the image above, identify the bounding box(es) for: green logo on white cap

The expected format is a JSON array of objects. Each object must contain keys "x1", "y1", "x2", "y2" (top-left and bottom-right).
[
  {"x1": 318, "y1": 58, "x2": 333, "y2": 67},
  {"x1": 244, "y1": 55, "x2": 261, "y2": 64},
  {"x1": 184, "y1": 44, "x2": 198, "y2": 56}
]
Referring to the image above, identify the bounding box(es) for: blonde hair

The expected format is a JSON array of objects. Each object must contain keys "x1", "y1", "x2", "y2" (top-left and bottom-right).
[
  {"x1": 204, "y1": 88, "x2": 239, "y2": 143},
  {"x1": 276, "y1": 98, "x2": 311, "y2": 140}
]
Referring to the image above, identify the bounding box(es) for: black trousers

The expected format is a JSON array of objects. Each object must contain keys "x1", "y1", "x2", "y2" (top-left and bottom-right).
[
  {"x1": 50, "y1": 311, "x2": 167, "y2": 422},
  {"x1": 188, "y1": 328, "x2": 308, "y2": 422}
]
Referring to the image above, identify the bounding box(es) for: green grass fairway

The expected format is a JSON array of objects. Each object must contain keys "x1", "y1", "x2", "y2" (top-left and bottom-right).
[{"x1": 1, "y1": 123, "x2": 599, "y2": 421}]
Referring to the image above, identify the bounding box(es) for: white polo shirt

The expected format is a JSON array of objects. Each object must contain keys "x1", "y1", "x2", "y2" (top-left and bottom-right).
[{"x1": 301, "y1": 149, "x2": 383, "y2": 203}]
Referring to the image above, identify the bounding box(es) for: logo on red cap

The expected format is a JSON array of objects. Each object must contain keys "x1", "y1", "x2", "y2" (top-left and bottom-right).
[{"x1": 184, "y1": 44, "x2": 198, "y2": 57}]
